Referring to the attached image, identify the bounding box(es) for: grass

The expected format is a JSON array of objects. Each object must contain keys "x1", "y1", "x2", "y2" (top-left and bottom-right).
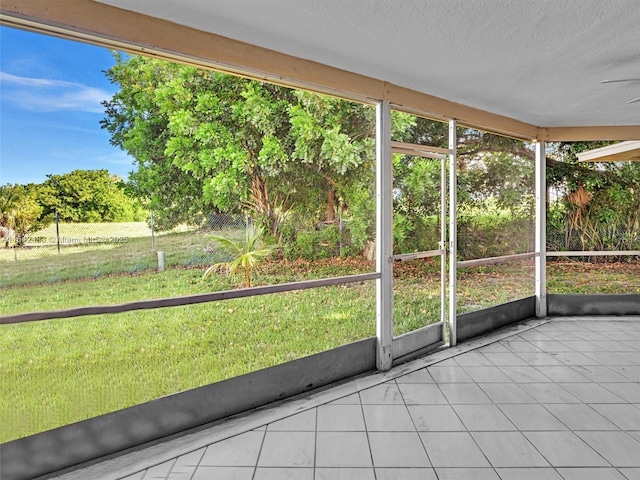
[
  {"x1": 547, "y1": 260, "x2": 640, "y2": 293},
  {"x1": 0, "y1": 279, "x2": 376, "y2": 441},
  {"x1": 1, "y1": 250, "x2": 639, "y2": 442},
  {"x1": 0, "y1": 223, "x2": 245, "y2": 287}
]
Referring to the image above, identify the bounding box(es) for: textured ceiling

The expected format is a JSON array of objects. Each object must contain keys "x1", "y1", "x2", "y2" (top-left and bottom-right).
[{"x1": 95, "y1": 0, "x2": 639, "y2": 128}]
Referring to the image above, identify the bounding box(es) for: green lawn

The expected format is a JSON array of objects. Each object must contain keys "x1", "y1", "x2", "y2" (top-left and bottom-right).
[
  {"x1": 1, "y1": 276, "x2": 376, "y2": 442},
  {"x1": 0, "y1": 223, "x2": 245, "y2": 287},
  {"x1": 1, "y1": 257, "x2": 638, "y2": 442}
]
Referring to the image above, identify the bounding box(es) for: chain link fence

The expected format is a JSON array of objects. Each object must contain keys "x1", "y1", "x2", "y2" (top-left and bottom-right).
[
  {"x1": 546, "y1": 223, "x2": 640, "y2": 262},
  {"x1": 1, "y1": 205, "x2": 368, "y2": 288},
  {"x1": 0, "y1": 212, "x2": 250, "y2": 288},
  {"x1": 4, "y1": 195, "x2": 638, "y2": 288}
]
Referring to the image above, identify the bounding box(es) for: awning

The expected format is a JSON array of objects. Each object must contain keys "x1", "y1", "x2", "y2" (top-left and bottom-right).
[{"x1": 577, "y1": 141, "x2": 640, "y2": 162}]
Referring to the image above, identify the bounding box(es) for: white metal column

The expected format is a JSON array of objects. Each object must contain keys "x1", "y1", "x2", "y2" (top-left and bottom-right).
[
  {"x1": 448, "y1": 119, "x2": 458, "y2": 346},
  {"x1": 440, "y1": 141, "x2": 448, "y2": 329},
  {"x1": 535, "y1": 141, "x2": 547, "y2": 317},
  {"x1": 376, "y1": 101, "x2": 393, "y2": 370}
]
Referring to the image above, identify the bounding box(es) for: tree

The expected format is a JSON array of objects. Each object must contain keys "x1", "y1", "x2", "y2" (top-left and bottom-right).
[
  {"x1": 0, "y1": 184, "x2": 47, "y2": 245},
  {"x1": 388, "y1": 116, "x2": 537, "y2": 254},
  {"x1": 102, "y1": 54, "x2": 546, "y2": 258},
  {"x1": 288, "y1": 91, "x2": 377, "y2": 222},
  {"x1": 36, "y1": 169, "x2": 141, "y2": 223},
  {"x1": 101, "y1": 54, "x2": 208, "y2": 230},
  {"x1": 102, "y1": 56, "x2": 297, "y2": 232},
  {"x1": 546, "y1": 142, "x2": 640, "y2": 253},
  {"x1": 101, "y1": 55, "x2": 378, "y2": 236}
]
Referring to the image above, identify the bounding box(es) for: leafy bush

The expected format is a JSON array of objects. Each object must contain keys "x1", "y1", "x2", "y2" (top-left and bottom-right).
[
  {"x1": 544, "y1": 147, "x2": 640, "y2": 257},
  {"x1": 392, "y1": 212, "x2": 441, "y2": 255},
  {"x1": 457, "y1": 214, "x2": 533, "y2": 260},
  {"x1": 342, "y1": 182, "x2": 375, "y2": 252},
  {"x1": 282, "y1": 223, "x2": 346, "y2": 260}
]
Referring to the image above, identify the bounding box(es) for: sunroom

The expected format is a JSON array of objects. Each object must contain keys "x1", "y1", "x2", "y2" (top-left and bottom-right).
[{"x1": 1, "y1": 1, "x2": 639, "y2": 479}]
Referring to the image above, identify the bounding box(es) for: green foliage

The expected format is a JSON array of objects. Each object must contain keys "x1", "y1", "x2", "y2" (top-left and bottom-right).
[
  {"x1": 458, "y1": 213, "x2": 533, "y2": 259},
  {"x1": 546, "y1": 142, "x2": 640, "y2": 255},
  {"x1": 459, "y1": 150, "x2": 535, "y2": 219},
  {"x1": 102, "y1": 54, "x2": 378, "y2": 235},
  {"x1": 389, "y1": 119, "x2": 538, "y2": 258},
  {"x1": 204, "y1": 226, "x2": 276, "y2": 287},
  {"x1": 342, "y1": 181, "x2": 376, "y2": 254},
  {"x1": 104, "y1": 57, "x2": 639, "y2": 262},
  {"x1": 35, "y1": 169, "x2": 141, "y2": 223},
  {"x1": 0, "y1": 184, "x2": 48, "y2": 243},
  {"x1": 392, "y1": 212, "x2": 441, "y2": 254},
  {"x1": 102, "y1": 54, "x2": 212, "y2": 230},
  {"x1": 282, "y1": 224, "x2": 344, "y2": 261}
]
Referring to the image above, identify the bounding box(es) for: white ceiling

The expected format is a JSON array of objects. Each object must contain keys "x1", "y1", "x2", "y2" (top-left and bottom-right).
[{"x1": 96, "y1": 0, "x2": 640, "y2": 128}]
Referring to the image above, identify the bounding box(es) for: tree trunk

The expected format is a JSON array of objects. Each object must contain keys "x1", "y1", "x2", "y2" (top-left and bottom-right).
[
  {"x1": 249, "y1": 174, "x2": 282, "y2": 237},
  {"x1": 326, "y1": 189, "x2": 336, "y2": 222}
]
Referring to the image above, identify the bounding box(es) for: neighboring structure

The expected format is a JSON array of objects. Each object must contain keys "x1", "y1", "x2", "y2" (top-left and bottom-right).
[{"x1": 578, "y1": 141, "x2": 640, "y2": 162}]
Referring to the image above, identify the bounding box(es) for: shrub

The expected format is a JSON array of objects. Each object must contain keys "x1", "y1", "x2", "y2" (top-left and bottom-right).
[{"x1": 283, "y1": 224, "x2": 344, "y2": 260}]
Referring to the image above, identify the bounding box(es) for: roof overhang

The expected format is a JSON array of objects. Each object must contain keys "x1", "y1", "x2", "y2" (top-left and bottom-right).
[
  {"x1": 1, "y1": 0, "x2": 639, "y2": 142},
  {"x1": 577, "y1": 141, "x2": 640, "y2": 162}
]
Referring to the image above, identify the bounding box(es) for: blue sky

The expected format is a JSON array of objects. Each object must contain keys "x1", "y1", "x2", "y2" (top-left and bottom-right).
[{"x1": 0, "y1": 26, "x2": 133, "y2": 185}]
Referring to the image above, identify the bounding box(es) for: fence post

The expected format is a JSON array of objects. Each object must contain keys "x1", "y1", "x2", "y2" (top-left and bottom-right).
[
  {"x1": 157, "y1": 250, "x2": 165, "y2": 272},
  {"x1": 150, "y1": 210, "x2": 156, "y2": 252},
  {"x1": 55, "y1": 211, "x2": 61, "y2": 255},
  {"x1": 339, "y1": 208, "x2": 343, "y2": 257}
]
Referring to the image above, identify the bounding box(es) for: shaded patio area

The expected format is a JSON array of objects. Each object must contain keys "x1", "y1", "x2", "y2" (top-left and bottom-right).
[
  {"x1": 52, "y1": 316, "x2": 640, "y2": 480},
  {"x1": 1, "y1": 3, "x2": 639, "y2": 480}
]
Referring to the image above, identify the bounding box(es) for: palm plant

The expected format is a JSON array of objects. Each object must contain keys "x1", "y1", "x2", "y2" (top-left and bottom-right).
[{"x1": 203, "y1": 226, "x2": 276, "y2": 288}]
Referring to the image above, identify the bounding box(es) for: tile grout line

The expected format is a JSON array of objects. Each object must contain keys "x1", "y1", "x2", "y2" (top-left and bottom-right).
[
  {"x1": 312, "y1": 407, "x2": 317, "y2": 480},
  {"x1": 250, "y1": 425, "x2": 268, "y2": 480},
  {"x1": 357, "y1": 389, "x2": 378, "y2": 480},
  {"x1": 491, "y1": 327, "x2": 621, "y2": 472},
  {"x1": 396, "y1": 376, "x2": 441, "y2": 478},
  {"x1": 183, "y1": 447, "x2": 203, "y2": 480},
  {"x1": 83, "y1": 318, "x2": 640, "y2": 478},
  {"x1": 441, "y1": 355, "x2": 513, "y2": 475}
]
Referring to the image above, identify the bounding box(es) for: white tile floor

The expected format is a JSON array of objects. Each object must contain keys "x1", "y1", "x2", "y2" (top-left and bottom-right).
[{"x1": 57, "y1": 317, "x2": 640, "y2": 480}]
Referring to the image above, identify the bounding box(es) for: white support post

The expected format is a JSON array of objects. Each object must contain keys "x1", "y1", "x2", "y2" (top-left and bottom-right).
[
  {"x1": 440, "y1": 139, "x2": 447, "y2": 330},
  {"x1": 448, "y1": 119, "x2": 458, "y2": 346},
  {"x1": 376, "y1": 101, "x2": 393, "y2": 370},
  {"x1": 535, "y1": 141, "x2": 547, "y2": 317}
]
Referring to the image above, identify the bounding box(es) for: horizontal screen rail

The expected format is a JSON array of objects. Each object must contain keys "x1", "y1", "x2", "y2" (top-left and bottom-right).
[
  {"x1": 457, "y1": 252, "x2": 536, "y2": 268},
  {"x1": 547, "y1": 250, "x2": 640, "y2": 257},
  {"x1": 0, "y1": 273, "x2": 380, "y2": 325},
  {"x1": 393, "y1": 249, "x2": 444, "y2": 262}
]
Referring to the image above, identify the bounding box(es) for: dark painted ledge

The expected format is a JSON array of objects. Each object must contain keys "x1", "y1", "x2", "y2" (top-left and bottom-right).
[
  {"x1": 548, "y1": 294, "x2": 640, "y2": 316},
  {"x1": 457, "y1": 296, "x2": 536, "y2": 343}
]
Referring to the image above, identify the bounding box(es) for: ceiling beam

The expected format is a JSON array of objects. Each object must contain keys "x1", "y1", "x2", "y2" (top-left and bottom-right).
[
  {"x1": 542, "y1": 126, "x2": 640, "y2": 142},
  {"x1": 1, "y1": 0, "x2": 639, "y2": 142}
]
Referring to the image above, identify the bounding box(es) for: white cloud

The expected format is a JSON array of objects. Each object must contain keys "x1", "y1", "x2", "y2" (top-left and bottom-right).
[{"x1": 0, "y1": 71, "x2": 112, "y2": 113}]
